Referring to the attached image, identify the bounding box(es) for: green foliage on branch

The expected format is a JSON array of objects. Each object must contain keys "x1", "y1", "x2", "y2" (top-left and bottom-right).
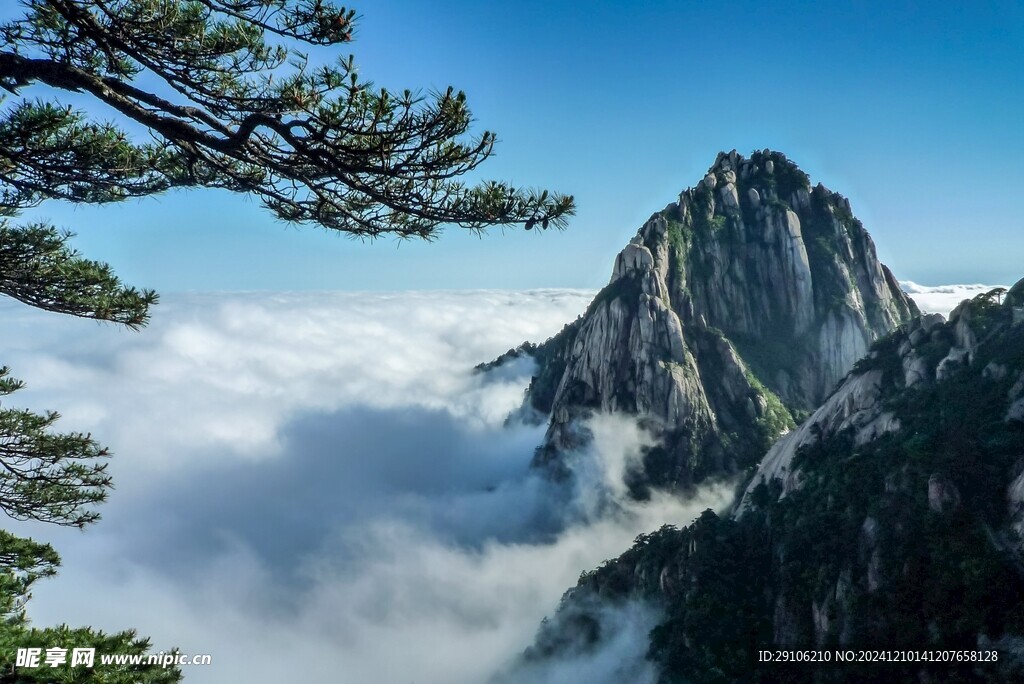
[
  {"x1": 0, "y1": 222, "x2": 156, "y2": 326},
  {"x1": 0, "y1": 0, "x2": 575, "y2": 238},
  {"x1": 0, "y1": 367, "x2": 111, "y2": 529}
]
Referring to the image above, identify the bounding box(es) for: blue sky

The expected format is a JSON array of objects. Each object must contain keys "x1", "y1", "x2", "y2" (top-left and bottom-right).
[{"x1": 13, "y1": 0, "x2": 1024, "y2": 291}]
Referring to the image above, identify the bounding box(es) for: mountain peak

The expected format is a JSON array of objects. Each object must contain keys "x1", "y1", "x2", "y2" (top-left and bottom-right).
[{"x1": 516, "y1": 149, "x2": 918, "y2": 492}]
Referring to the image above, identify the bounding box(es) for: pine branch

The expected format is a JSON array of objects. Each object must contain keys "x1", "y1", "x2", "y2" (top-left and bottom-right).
[
  {"x1": 0, "y1": 367, "x2": 111, "y2": 529},
  {"x1": 0, "y1": 0, "x2": 576, "y2": 239},
  {"x1": 0, "y1": 221, "x2": 157, "y2": 327}
]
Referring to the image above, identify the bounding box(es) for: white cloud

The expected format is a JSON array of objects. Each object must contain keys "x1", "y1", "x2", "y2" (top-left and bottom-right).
[
  {"x1": 0, "y1": 289, "x2": 734, "y2": 684},
  {"x1": 0, "y1": 290, "x2": 594, "y2": 477},
  {"x1": 900, "y1": 280, "x2": 1007, "y2": 317}
]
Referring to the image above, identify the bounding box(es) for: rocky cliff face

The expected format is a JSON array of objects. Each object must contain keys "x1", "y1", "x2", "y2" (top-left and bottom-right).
[
  {"x1": 522, "y1": 150, "x2": 917, "y2": 491},
  {"x1": 520, "y1": 282, "x2": 1024, "y2": 683}
]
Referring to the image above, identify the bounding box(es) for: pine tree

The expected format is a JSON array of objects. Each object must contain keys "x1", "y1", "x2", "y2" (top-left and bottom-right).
[
  {"x1": 0, "y1": 1, "x2": 575, "y2": 680},
  {"x1": 0, "y1": 227, "x2": 180, "y2": 684}
]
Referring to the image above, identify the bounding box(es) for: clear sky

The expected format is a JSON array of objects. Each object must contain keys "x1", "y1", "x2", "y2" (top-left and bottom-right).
[{"x1": 13, "y1": 0, "x2": 1024, "y2": 291}]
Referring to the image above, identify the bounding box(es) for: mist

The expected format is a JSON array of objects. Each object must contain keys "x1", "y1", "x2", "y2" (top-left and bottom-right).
[{"x1": 0, "y1": 289, "x2": 735, "y2": 683}]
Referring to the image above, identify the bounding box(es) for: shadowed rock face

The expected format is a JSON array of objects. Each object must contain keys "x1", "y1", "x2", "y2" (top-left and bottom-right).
[{"x1": 522, "y1": 149, "x2": 918, "y2": 491}]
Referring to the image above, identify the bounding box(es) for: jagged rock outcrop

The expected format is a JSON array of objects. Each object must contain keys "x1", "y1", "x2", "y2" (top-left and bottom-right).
[
  {"x1": 519, "y1": 150, "x2": 917, "y2": 490},
  {"x1": 521, "y1": 285, "x2": 1024, "y2": 683}
]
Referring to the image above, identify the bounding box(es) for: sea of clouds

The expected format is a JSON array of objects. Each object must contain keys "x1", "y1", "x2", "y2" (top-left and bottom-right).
[
  {"x1": 0, "y1": 289, "x2": 737, "y2": 684},
  {"x1": 0, "y1": 283, "x2": 994, "y2": 682},
  {"x1": 898, "y1": 281, "x2": 1006, "y2": 315}
]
